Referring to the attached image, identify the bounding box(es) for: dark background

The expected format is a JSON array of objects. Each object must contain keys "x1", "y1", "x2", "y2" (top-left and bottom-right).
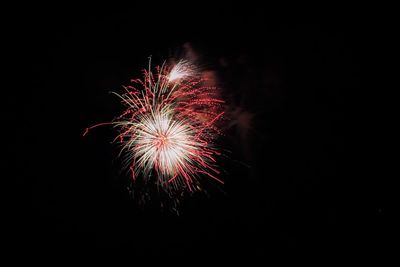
[{"x1": 5, "y1": 4, "x2": 370, "y2": 257}]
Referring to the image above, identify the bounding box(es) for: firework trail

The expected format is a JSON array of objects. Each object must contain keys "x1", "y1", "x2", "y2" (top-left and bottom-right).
[{"x1": 85, "y1": 59, "x2": 225, "y2": 199}]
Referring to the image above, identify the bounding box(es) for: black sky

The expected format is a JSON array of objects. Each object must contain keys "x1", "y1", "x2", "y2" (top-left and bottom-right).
[{"x1": 4, "y1": 4, "x2": 370, "y2": 258}]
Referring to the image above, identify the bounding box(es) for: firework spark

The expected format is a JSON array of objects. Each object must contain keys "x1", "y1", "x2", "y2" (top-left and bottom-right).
[
  {"x1": 167, "y1": 60, "x2": 195, "y2": 82},
  {"x1": 85, "y1": 59, "x2": 225, "y2": 197}
]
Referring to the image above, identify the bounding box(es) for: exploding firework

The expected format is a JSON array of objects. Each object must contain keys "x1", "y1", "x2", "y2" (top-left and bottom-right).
[{"x1": 85, "y1": 59, "x2": 225, "y2": 198}]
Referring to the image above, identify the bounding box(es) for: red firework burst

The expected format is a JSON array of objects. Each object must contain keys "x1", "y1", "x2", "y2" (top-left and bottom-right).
[{"x1": 85, "y1": 59, "x2": 225, "y2": 196}]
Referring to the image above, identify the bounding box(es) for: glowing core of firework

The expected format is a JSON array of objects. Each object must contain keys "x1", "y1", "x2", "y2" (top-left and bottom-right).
[{"x1": 133, "y1": 112, "x2": 196, "y2": 178}]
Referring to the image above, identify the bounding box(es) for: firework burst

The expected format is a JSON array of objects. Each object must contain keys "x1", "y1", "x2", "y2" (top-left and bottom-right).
[{"x1": 85, "y1": 59, "x2": 225, "y2": 198}]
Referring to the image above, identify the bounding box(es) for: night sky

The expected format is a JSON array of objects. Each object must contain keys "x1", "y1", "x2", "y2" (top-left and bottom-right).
[{"x1": 5, "y1": 4, "x2": 371, "y2": 258}]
